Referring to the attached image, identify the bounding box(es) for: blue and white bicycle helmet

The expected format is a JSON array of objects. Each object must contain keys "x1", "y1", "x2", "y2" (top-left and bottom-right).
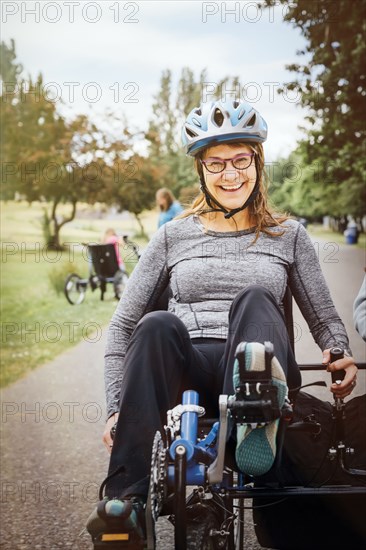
[{"x1": 182, "y1": 99, "x2": 267, "y2": 156}]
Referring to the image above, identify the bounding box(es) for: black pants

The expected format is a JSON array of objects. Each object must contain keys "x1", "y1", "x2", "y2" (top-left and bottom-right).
[{"x1": 105, "y1": 285, "x2": 301, "y2": 499}]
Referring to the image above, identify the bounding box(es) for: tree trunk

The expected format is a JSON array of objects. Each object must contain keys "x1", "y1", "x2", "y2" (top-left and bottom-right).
[
  {"x1": 47, "y1": 199, "x2": 77, "y2": 250},
  {"x1": 355, "y1": 217, "x2": 364, "y2": 234},
  {"x1": 133, "y1": 213, "x2": 148, "y2": 240}
]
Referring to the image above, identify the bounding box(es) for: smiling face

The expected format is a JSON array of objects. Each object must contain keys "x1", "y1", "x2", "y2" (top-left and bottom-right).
[{"x1": 201, "y1": 143, "x2": 257, "y2": 212}]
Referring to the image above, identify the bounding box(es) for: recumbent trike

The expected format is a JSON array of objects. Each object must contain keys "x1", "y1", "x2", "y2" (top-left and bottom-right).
[
  {"x1": 91, "y1": 290, "x2": 366, "y2": 550},
  {"x1": 64, "y1": 236, "x2": 140, "y2": 305}
]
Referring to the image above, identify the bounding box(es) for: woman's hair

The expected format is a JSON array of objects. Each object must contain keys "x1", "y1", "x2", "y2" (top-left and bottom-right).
[
  {"x1": 178, "y1": 141, "x2": 289, "y2": 241},
  {"x1": 156, "y1": 187, "x2": 175, "y2": 211}
]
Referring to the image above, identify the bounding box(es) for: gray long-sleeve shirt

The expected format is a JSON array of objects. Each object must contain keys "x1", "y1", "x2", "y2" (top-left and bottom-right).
[{"x1": 104, "y1": 215, "x2": 351, "y2": 418}]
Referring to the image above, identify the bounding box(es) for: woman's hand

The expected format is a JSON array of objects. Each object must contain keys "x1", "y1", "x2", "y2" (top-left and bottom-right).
[
  {"x1": 103, "y1": 412, "x2": 119, "y2": 454},
  {"x1": 322, "y1": 349, "x2": 358, "y2": 399}
]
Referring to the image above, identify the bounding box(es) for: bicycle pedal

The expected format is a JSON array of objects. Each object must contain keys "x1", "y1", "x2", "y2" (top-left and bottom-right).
[
  {"x1": 93, "y1": 533, "x2": 147, "y2": 550},
  {"x1": 234, "y1": 341, "x2": 274, "y2": 384},
  {"x1": 231, "y1": 342, "x2": 284, "y2": 424},
  {"x1": 93, "y1": 532, "x2": 146, "y2": 549}
]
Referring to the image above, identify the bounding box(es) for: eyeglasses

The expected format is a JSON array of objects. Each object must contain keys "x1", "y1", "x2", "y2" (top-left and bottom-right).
[{"x1": 200, "y1": 153, "x2": 255, "y2": 174}]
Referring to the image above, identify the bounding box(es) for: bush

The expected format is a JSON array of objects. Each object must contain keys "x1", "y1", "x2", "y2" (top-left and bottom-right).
[{"x1": 48, "y1": 260, "x2": 81, "y2": 295}]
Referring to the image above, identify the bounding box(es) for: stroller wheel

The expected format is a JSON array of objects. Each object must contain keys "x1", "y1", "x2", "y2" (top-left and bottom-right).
[
  {"x1": 114, "y1": 270, "x2": 129, "y2": 300},
  {"x1": 185, "y1": 498, "x2": 227, "y2": 550},
  {"x1": 64, "y1": 273, "x2": 87, "y2": 305}
]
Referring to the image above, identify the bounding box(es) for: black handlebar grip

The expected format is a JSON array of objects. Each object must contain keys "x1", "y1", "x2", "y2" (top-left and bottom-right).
[{"x1": 330, "y1": 347, "x2": 345, "y2": 384}]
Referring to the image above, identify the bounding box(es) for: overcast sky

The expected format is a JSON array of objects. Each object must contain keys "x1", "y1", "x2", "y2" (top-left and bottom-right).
[{"x1": 2, "y1": 1, "x2": 310, "y2": 160}]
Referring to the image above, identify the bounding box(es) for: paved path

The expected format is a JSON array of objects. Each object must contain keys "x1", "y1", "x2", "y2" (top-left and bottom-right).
[{"x1": 1, "y1": 237, "x2": 365, "y2": 550}]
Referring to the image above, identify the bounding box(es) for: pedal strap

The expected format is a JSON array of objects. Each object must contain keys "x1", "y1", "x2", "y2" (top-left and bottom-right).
[
  {"x1": 97, "y1": 498, "x2": 133, "y2": 521},
  {"x1": 97, "y1": 499, "x2": 110, "y2": 520},
  {"x1": 237, "y1": 341, "x2": 273, "y2": 383},
  {"x1": 264, "y1": 341, "x2": 274, "y2": 377},
  {"x1": 238, "y1": 341, "x2": 248, "y2": 384}
]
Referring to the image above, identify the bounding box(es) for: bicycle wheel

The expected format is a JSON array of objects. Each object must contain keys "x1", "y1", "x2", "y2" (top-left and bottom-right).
[
  {"x1": 233, "y1": 498, "x2": 244, "y2": 550},
  {"x1": 64, "y1": 273, "x2": 87, "y2": 305},
  {"x1": 186, "y1": 508, "x2": 226, "y2": 550}
]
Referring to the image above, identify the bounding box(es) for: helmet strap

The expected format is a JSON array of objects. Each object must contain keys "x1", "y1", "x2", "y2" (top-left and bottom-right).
[
  {"x1": 199, "y1": 168, "x2": 260, "y2": 220},
  {"x1": 199, "y1": 176, "x2": 229, "y2": 216},
  {"x1": 224, "y1": 181, "x2": 259, "y2": 219}
]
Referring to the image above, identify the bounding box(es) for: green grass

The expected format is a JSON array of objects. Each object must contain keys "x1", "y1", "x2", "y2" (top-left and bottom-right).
[
  {"x1": 1, "y1": 250, "x2": 118, "y2": 386},
  {"x1": 0, "y1": 200, "x2": 159, "y2": 388},
  {"x1": 307, "y1": 223, "x2": 366, "y2": 249}
]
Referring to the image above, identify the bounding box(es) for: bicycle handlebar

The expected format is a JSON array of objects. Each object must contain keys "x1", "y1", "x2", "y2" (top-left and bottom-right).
[{"x1": 330, "y1": 347, "x2": 345, "y2": 384}]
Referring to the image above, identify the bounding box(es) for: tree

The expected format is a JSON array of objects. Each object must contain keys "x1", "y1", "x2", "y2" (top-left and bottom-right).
[
  {"x1": 104, "y1": 153, "x2": 164, "y2": 238},
  {"x1": 1, "y1": 69, "x2": 96, "y2": 247},
  {"x1": 1, "y1": 41, "x2": 133, "y2": 248},
  {"x1": 264, "y1": 0, "x2": 366, "y2": 224},
  {"x1": 1, "y1": 39, "x2": 25, "y2": 199},
  {"x1": 269, "y1": 150, "x2": 327, "y2": 220},
  {"x1": 46, "y1": 111, "x2": 132, "y2": 248},
  {"x1": 0, "y1": 39, "x2": 22, "y2": 82}
]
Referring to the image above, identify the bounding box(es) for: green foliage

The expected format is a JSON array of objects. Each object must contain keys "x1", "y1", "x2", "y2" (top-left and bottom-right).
[
  {"x1": 145, "y1": 68, "x2": 200, "y2": 198},
  {"x1": 48, "y1": 260, "x2": 79, "y2": 295},
  {"x1": 269, "y1": 150, "x2": 347, "y2": 221},
  {"x1": 41, "y1": 207, "x2": 52, "y2": 245},
  {"x1": 98, "y1": 153, "x2": 162, "y2": 238},
  {"x1": 0, "y1": 40, "x2": 24, "y2": 198},
  {"x1": 264, "y1": 0, "x2": 366, "y2": 219},
  {"x1": 0, "y1": 38, "x2": 22, "y2": 82}
]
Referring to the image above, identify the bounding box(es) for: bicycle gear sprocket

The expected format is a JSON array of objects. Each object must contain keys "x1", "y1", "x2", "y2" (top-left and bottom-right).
[{"x1": 150, "y1": 431, "x2": 168, "y2": 522}]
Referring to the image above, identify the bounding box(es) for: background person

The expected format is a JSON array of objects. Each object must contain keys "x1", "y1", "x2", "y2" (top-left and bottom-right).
[
  {"x1": 102, "y1": 228, "x2": 126, "y2": 299},
  {"x1": 156, "y1": 187, "x2": 183, "y2": 227}
]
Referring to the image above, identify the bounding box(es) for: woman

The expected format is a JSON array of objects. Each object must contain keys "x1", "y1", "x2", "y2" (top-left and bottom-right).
[
  {"x1": 156, "y1": 187, "x2": 183, "y2": 228},
  {"x1": 88, "y1": 99, "x2": 357, "y2": 543},
  {"x1": 102, "y1": 228, "x2": 126, "y2": 299}
]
